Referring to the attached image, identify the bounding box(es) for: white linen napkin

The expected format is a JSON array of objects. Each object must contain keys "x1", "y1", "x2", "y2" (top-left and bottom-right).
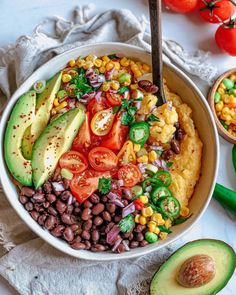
[{"x1": 0, "y1": 5, "x2": 217, "y2": 295}]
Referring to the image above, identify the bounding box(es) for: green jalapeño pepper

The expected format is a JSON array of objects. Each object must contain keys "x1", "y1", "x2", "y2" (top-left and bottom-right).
[
  {"x1": 155, "y1": 171, "x2": 172, "y2": 187},
  {"x1": 142, "y1": 178, "x2": 163, "y2": 191},
  {"x1": 157, "y1": 196, "x2": 180, "y2": 218},
  {"x1": 151, "y1": 186, "x2": 172, "y2": 205},
  {"x1": 129, "y1": 122, "x2": 150, "y2": 145}
]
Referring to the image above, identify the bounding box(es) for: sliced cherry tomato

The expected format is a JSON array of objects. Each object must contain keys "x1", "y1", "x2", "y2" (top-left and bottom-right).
[
  {"x1": 70, "y1": 170, "x2": 110, "y2": 203},
  {"x1": 118, "y1": 164, "x2": 141, "y2": 187},
  {"x1": 59, "y1": 151, "x2": 88, "y2": 174},
  {"x1": 87, "y1": 97, "x2": 108, "y2": 116},
  {"x1": 134, "y1": 199, "x2": 146, "y2": 210},
  {"x1": 101, "y1": 116, "x2": 128, "y2": 151},
  {"x1": 163, "y1": 0, "x2": 198, "y2": 13},
  {"x1": 91, "y1": 108, "x2": 115, "y2": 136},
  {"x1": 88, "y1": 147, "x2": 118, "y2": 172},
  {"x1": 117, "y1": 140, "x2": 136, "y2": 166},
  {"x1": 72, "y1": 112, "x2": 91, "y2": 154},
  {"x1": 215, "y1": 20, "x2": 236, "y2": 56},
  {"x1": 106, "y1": 92, "x2": 123, "y2": 106}
]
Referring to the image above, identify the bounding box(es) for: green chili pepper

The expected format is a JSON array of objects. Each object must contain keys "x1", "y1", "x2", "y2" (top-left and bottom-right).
[
  {"x1": 155, "y1": 171, "x2": 172, "y2": 187},
  {"x1": 232, "y1": 145, "x2": 236, "y2": 173},
  {"x1": 213, "y1": 183, "x2": 236, "y2": 214},
  {"x1": 151, "y1": 186, "x2": 172, "y2": 205},
  {"x1": 157, "y1": 196, "x2": 180, "y2": 219},
  {"x1": 142, "y1": 178, "x2": 163, "y2": 191},
  {"x1": 129, "y1": 122, "x2": 150, "y2": 145},
  {"x1": 220, "y1": 120, "x2": 229, "y2": 130}
]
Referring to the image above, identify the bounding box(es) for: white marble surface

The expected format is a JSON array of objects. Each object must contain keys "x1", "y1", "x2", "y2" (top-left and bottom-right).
[{"x1": 0, "y1": 0, "x2": 236, "y2": 294}]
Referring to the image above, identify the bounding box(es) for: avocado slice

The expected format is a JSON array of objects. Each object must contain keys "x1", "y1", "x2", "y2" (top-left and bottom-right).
[
  {"x1": 31, "y1": 108, "x2": 85, "y2": 188},
  {"x1": 4, "y1": 91, "x2": 36, "y2": 186},
  {"x1": 150, "y1": 239, "x2": 235, "y2": 295},
  {"x1": 22, "y1": 72, "x2": 62, "y2": 159}
]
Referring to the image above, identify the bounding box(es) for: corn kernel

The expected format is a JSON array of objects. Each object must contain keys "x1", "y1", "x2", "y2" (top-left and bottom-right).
[
  {"x1": 86, "y1": 54, "x2": 96, "y2": 62},
  {"x1": 151, "y1": 213, "x2": 165, "y2": 225},
  {"x1": 165, "y1": 219, "x2": 172, "y2": 229},
  {"x1": 135, "y1": 214, "x2": 141, "y2": 223},
  {"x1": 159, "y1": 232, "x2": 168, "y2": 240},
  {"x1": 123, "y1": 79, "x2": 131, "y2": 86},
  {"x1": 230, "y1": 74, "x2": 236, "y2": 82},
  {"x1": 51, "y1": 109, "x2": 57, "y2": 116},
  {"x1": 94, "y1": 59, "x2": 102, "y2": 68},
  {"x1": 53, "y1": 98, "x2": 59, "y2": 107},
  {"x1": 76, "y1": 59, "x2": 85, "y2": 68},
  {"x1": 149, "y1": 150, "x2": 157, "y2": 162},
  {"x1": 113, "y1": 62, "x2": 121, "y2": 70},
  {"x1": 180, "y1": 206, "x2": 190, "y2": 217},
  {"x1": 131, "y1": 64, "x2": 139, "y2": 72},
  {"x1": 154, "y1": 227, "x2": 160, "y2": 235},
  {"x1": 102, "y1": 60, "x2": 108, "y2": 67},
  {"x1": 130, "y1": 84, "x2": 138, "y2": 90},
  {"x1": 55, "y1": 101, "x2": 68, "y2": 111},
  {"x1": 134, "y1": 70, "x2": 142, "y2": 79},
  {"x1": 134, "y1": 144, "x2": 141, "y2": 152},
  {"x1": 120, "y1": 57, "x2": 130, "y2": 67},
  {"x1": 218, "y1": 87, "x2": 225, "y2": 95},
  {"x1": 215, "y1": 101, "x2": 224, "y2": 111},
  {"x1": 62, "y1": 74, "x2": 72, "y2": 83},
  {"x1": 102, "y1": 56, "x2": 110, "y2": 63},
  {"x1": 136, "y1": 62, "x2": 143, "y2": 71},
  {"x1": 99, "y1": 66, "x2": 106, "y2": 74},
  {"x1": 137, "y1": 155, "x2": 149, "y2": 164},
  {"x1": 68, "y1": 59, "x2": 76, "y2": 67},
  {"x1": 139, "y1": 216, "x2": 147, "y2": 225},
  {"x1": 106, "y1": 62, "x2": 115, "y2": 71},
  {"x1": 102, "y1": 82, "x2": 111, "y2": 92},
  {"x1": 223, "y1": 94, "x2": 230, "y2": 104},
  {"x1": 143, "y1": 64, "x2": 151, "y2": 72},
  {"x1": 83, "y1": 61, "x2": 93, "y2": 70},
  {"x1": 229, "y1": 95, "x2": 236, "y2": 104},
  {"x1": 110, "y1": 80, "x2": 120, "y2": 90},
  {"x1": 142, "y1": 207, "x2": 153, "y2": 217},
  {"x1": 148, "y1": 221, "x2": 157, "y2": 227},
  {"x1": 220, "y1": 82, "x2": 226, "y2": 89},
  {"x1": 148, "y1": 224, "x2": 156, "y2": 233},
  {"x1": 139, "y1": 195, "x2": 149, "y2": 204}
]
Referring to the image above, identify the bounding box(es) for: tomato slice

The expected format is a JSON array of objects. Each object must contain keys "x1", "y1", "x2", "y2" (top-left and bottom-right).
[
  {"x1": 118, "y1": 164, "x2": 141, "y2": 187},
  {"x1": 88, "y1": 147, "x2": 118, "y2": 172},
  {"x1": 106, "y1": 92, "x2": 123, "y2": 106},
  {"x1": 91, "y1": 108, "x2": 115, "y2": 136},
  {"x1": 101, "y1": 116, "x2": 128, "y2": 151},
  {"x1": 59, "y1": 151, "x2": 88, "y2": 174},
  {"x1": 70, "y1": 170, "x2": 110, "y2": 203},
  {"x1": 72, "y1": 112, "x2": 91, "y2": 154},
  {"x1": 87, "y1": 97, "x2": 108, "y2": 116},
  {"x1": 117, "y1": 140, "x2": 136, "y2": 166}
]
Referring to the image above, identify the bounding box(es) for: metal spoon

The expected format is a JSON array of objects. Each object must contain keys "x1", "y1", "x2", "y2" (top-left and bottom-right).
[{"x1": 149, "y1": 0, "x2": 166, "y2": 106}]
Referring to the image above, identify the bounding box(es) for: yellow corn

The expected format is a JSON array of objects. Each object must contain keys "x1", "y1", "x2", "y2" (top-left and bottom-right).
[
  {"x1": 230, "y1": 74, "x2": 236, "y2": 82},
  {"x1": 151, "y1": 213, "x2": 165, "y2": 225},
  {"x1": 55, "y1": 101, "x2": 67, "y2": 112},
  {"x1": 53, "y1": 98, "x2": 59, "y2": 107},
  {"x1": 154, "y1": 227, "x2": 160, "y2": 235},
  {"x1": 51, "y1": 109, "x2": 57, "y2": 116},
  {"x1": 133, "y1": 144, "x2": 141, "y2": 152},
  {"x1": 113, "y1": 62, "x2": 121, "y2": 70},
  {"x1": 222, "y1": 106, "x2": 231, "y2": 115},
  {"x1": 148, "y1": 221, "x2": 157, "y2": 227},
  {"x1": 68, "y1": 59, "x2": 76, "y2": 67},
  {"x1": 148, "y1": 224, "x2": 156, "y2": 233},
  {"x1": 135, "y1": 214, "x2": 141, "y2": 223},
  {"x1": 120, "y1": 57, "x2": 130, "y2": 67},
  {"x1": 139, "y1": 195, "x2": 149, "y2": 204},
  {"x1": 99, "y1": 66, "x2": 106, "y2": 74},
  {"x1": 165, "y1": 219, "x2": 172, "y2": 229},
  {"x1": 94, "y1": 59, "x2": 102, "y2": 68},
  {"x1": 159, "y1": 232, "x2": 168, "y2": 240},
  {"x1": 102, "y1": 82, "x2": 111, "y2": 92},
  {"x1": 143, "y1": 64, "x2": 151, "y2": 72},
  {"x1": 215, "y1": 101, "x2": 224, "y2": 111},
  {"x1": 137, "y1": 155, "x2": 149, "y2": 164},
  {"x1": 102, "y1": 60, "x2": 108, "y2": 67},
  {"x1": 180, "y1": 206, "x2": 190, "y2": 217},
  {"x1": 229, "y1": 95, "x2": 236, "y2": 104},
  {"x1": 136, "y1": 62, "x2": 143, "y2": 71},
  {"x1": 110, "y1": 81, "x2": 120, "y2": 90},
  {"x1": 62, "y1": 74, "x2": 72, "y2": 83},
  {"x1": 220, "y1": 82, "x2": 227, "y2": 90},
  {"x1": 83, "y1": 61, "x2": 93, "y2": 70},
  {"x1": 130, "y1": 84, "x2": 138, "y2": 90},
  {"x1": 76, "y1": 59, "x2": 85, "y2": 68},
  {"x1": 141, "y1": 206, "x2": 153, "y2": 217},
  {"x1": 134, "y1": 70, "x2": 142, "y2": 79},
  {"x1": 131, "y1": 64, "x2": 139, "y2": 72},
  {"x1": 102, "y1": 56, "x2": 110, "y2": 63},
  {"x1": 86, "y1": 54, "x2": 96, "y2": 62},
  {"x1": 222, "y1": 94, "x2": 230, "y2": 104},
  {"x1": 149, "y1": 150, "x2": 157, "y2": 162},
  {"x1": 123, "y1": 79, "x2": 131, "y2": 86},
  {"x1": 106, "y1": 62, "x2": 115, "y2": 71},
  {"x1": 139, "y1": 216, "x2": 147, "y2": 225},
  {"x1": 218, "y1": 87, "x2": 225, "y2": 95}
]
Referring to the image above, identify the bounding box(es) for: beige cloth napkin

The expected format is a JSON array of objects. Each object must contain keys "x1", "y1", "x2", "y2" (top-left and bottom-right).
[{"x1": 0, "y1": 5, "x2": 217, "y2": 295}]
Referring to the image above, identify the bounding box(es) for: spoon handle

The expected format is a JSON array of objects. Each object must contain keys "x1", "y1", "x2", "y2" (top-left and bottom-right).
[{"x1": 149, "y1": 0, "x2": 166, "y2": 105}]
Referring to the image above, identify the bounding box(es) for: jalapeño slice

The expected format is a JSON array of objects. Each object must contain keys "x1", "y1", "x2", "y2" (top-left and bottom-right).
[
  {"x1": 158, "y1": 196, "x2": 180, "y2": 219},
  {"x1": 151, "y1": 186, "x2": 172, "y2": 205},
  {"x1": 155, "y1": 171, "x2": 172, "y2": 187}
]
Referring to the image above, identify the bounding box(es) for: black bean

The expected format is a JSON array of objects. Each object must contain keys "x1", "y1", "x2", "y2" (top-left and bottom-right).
[
  {"x1": 91, "y1": 244, "x2": 105, "y2": 252},
  {"x1": 176, "y1": 128, "x2": 184, "y2": 141},
  {"x1": 70, "y1": 224, "x2": 79, "y2": 232},
  {"x1": 122, "y1": 199, "x2": 128, "y2": 207},
  {"x1": 81, "y1": 208, "x2": 91, "y2": 221},
  {"x1": 89, "y1": 194, "x2": 100, "y2": 204},
  {"x1": 140, "y1": 240, "x2": 149, "y2": 247},
  {"x1": 81, "y1": 230, "x2": 90, "y2": 240},
  {"x1": 19, "y1": 195, "x2": 28, "y2": 204},
  {"x1": 66, "y1": 205, "x2": 74, "y2": 215},
  {"x1": 162, "y1": 150, "x2": 174, "y2": 161},
  {"x1": 174, "y1": 122, "x2": 180, "y2": 129},
  {"x1": 60, "y1": 191, "x2": 72, "y2": 201},
  {"x1": 105, "y1": 222, "x2": 115, "y2": 234},
  {"x1": 101, "y1": 196, "x2": 108, "y2": 203},
  {"x1": 63, "y1": 227, "x2": 74, "y2": 242},
  {"x1": 74, "y1": 201, "x2": 80, "y2": 207},
  {"x1": 135, "y1": 232, "x2": 144, "y2": 242},
  {"x1": 123, "y1": 232, "x2": 132, "y2": 239},
  {"x1": 74, "y1": 207, "x2": 81, "y2": 215},
  {"x1": 102, "y1": 211, "x2": 111, "y2": 222},
  {"x1": 32, "y1": 193, "x2": 45, "y2": 203},
  {"x1": 93, "y1": 216, "x2": 103, "y2": 226},
  {"x1": 72, "y1": 236, "x2": 82, "y2": 244},
  {"x1": 63, "y1": 178, "x2": 70, "y2": 189},
  {"x1": 45, "y1": 215, "x2": 57, "y2": 230},
  {"x1": 36, "y1": 187, "x2": 43, "y2": 194},
  {"x1": 43, "y1": 182, "x2": 52, "y2": 194},
  {"x1": 46, "y1": 194, "x2": 56, "y2": 203},
  {"x1": 25, "y1": 202, "x2": 33, "y2": 211},
  {"x1": 48, "y1": 206, "x2": 58, "y2": 216},
  {"x1": 51, "y1": 225, "x2": 65, "y2": 237},
  {"x1": 84, "y1": 200, "x2": 93, "y2": 208},
  {"x1": 114, "y1": 215, "x2": 122, "y2": 223},
  {"x1": 21, "y1": 187, "x2": 35, "y2": 197},
  {"x1": 117, "y1": 244, "x2": 126, "y2": 253},
  {"x1": 106, "y1": 203, "x2": 116, "y2": 214},
  {"x1": 128, "y1": 233, "x2": 134, "y2": 241},
  {"x1": 92, "y1": 203, "x2": 105, "y2": 215},
  {"x1": 130, "y1": 241, "x2": 139, "y2": 248},
  {"x1": 92, "y1": 230, "x2": 99, "y2": 241},
  {"x1": 43, "y1": 201, "x2": 50, "y2": 209},
  {"x1": 71, "y1": 242, "x2": 86, "y2": 250},
  {"x1": 30, "y1": 211, "x2": 39, "y2": 221},
  {"x1": 83, "y1": 220, "x2": 93, "y2": 231},
  {"x1": 56, "y1": 200, "x2": 67, "y2": 214},
  {"x1": 38, "y1": 214, "x2": 47, "y2": 226},
  {"x1": 171, "y1": 139, "x2": 180, "y2": 154},
  {"x1": 84, "y1": 240, "x2": 91, "y2": 250},
  {"x1": 61, "y1": 213, "x2": 74, "y2": 225},
  {"x1": 134, "y1": 225, "x2": 146, "y2": 233}
]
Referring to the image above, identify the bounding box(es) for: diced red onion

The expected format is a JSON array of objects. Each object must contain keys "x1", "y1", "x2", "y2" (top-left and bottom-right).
[
  {"x1": 122, "y1": 202, "x2": 135, "y2": 218},
  {"x1": 85, "y1": 68, "x2": 94, "y2": 78},
  {"x1": 67, "y1": 195, "x2": 73, "y2": 206},
  {"x1": 111, "y1": 181, "x2": 118, "y2": 190},
  {"x1": 112, "y1": 237, "x2": 122, "y2": 252},
  {"x1": 51, "y1": 182, "x2": 65, "y2": 192},
  {"x1": 135, "y1": 100, "x2": 142, "y2": 110},
  {"x1": 123, "y1": 189, "x2": 132, "y2": 198},
  {"x1": 58, "y1": 96, "x2": 68, "y2": 104},
  {"x1": 153, "y1": 159, "x2": 162, "y2": 167},
  {"x1": 109, "y1": 89, "x2": 118, "y2": 94},
  {"x1": 97, "y1": 75, "x2": 105, "y2": 83},
  {"x1": 123, "y1": 91, "x2": 130, "y2": 99},
  {"x1": 122, "y1": 240, "x2": 130, "y2": 251},
  {"x1": 95, "y1": 90, "x2": 102, "y2": 102},
  {"x1": 138, "y1": 163, "x2": 147, "y2": 173},
  {"x1": 117, "y1": 179, "x2": 124, "y2": 187},
  {"x1": 145, "y1": 185, "x2": 152, "y2": 192},
  {"x1": 81, "y1": 91, "x2": 96, "y2": 100},
  {"x1": 107, "y1": 192, "x2": 119, "y2": 201},
  {"x1": 105, "y1": 68, "x2": 115, "y2": 80},
  {"x1": 161, "y1": 160, "x2": 170, "y2": 171},
  {"x1": 150, "y1": 146, "x2": 163, "y2": 151},
  {"x1": 90, "y1": 80, "x2": 102, "y2": 88},
  {"x1": 77, "y1": 98, "x2": 88, "y2": 104},
  {"x1": 67, "y1": 99, "x2": 76, "y2": 109},
  {"x1": 167, "y1": 101, "x2": 173, "y2": 111},
  {"x1": 106, "y1": 224, "x2": 120, "y2": 244},
  {"x1": 90, "y1": 73, "x2": 99, "y2": 81},
  {"x1": 151, "y1": 106, "x2": 157, "y2": 113},
  {"x1": 113, "y1": 199, "x2": 125, "y2": 208}
]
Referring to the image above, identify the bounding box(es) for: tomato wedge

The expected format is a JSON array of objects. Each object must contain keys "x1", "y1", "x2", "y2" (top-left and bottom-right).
[
  {"x1": 106, "y1": 92, "x2": 123, "y2": 106},
  {"x1": 70, "y1": 170, "x2": 110, "y2": 203},
  {"x1": 118, "y1": 164, "x2": 141, "y2": 187},
  {"x1": 59, "y1": 151, "x2": 88, "y2": 174},
  {"x1": 72, "y1": 112, "x2": 91, "y2": 153},
  {"x1": 88, "y1": 147, "x2": 118, "y2": 172},
  {"x1": 101, "y1": 116, "x2": 128, "y2": 151},
  {"x1": 117, "y1": 140, "x2": 136, "y2": 166},
  {"x1": 87, "y1": 97, "x2": 108, "y2": 116},
  {"x1": 91, "y1": 108, "x2": 115, "y2": 136}
]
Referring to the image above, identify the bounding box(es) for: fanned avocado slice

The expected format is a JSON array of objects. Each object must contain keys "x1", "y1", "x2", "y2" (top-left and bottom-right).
[
  {"x1": 31, "y1": 108, "x2": 85, "y2": 189},
  {"x1": 4, "y1": 91, "x2": 36, "y2": 186},
  {"x1": 150, "y1": 239, "x2": 236, "y2": 295},
  {"x1": 22, "y1": 72, "x2": 62, "y2": 159}
]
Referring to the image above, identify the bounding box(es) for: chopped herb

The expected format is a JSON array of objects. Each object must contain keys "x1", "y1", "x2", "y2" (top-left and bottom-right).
[
  {"x1": 146, "y1": 114, "x2": 160, "y2": 124},
  {"x1": 98, "y1": 178, "x2": 111, "y2": 194},
  {"x1": 108, "y1": 54, "x2": 119, "y2": 59},
  {"x1": 158, "y1": 226, "x2": 172, "y2": 234},
  {"x1": 118, "y1": 86, "x2": 130, "y2": 94},
  {"x1": 121, "y1": 111, "x2": 135, "y2": 125},
  {"x1": 167, "y1": 162, "x2": 174, "y2": 168},
  {"x1": 172, "y1": 214, "x2": 193, "y2": 225},
  {"x1": 119, "y1": 214, "x2": 135, "y2": 233},
  {"x1": 134, "y1": 97, "x2": 143, "y2": 102},
  {"x1": 71, "y1": 69, "x2": 93, "y2": 99},
  {"x1": 113, "y1": 106, "x2": 120, "y2": 114}
]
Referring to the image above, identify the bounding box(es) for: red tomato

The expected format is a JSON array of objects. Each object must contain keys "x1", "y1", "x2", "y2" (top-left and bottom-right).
[
  {"x1": 198, "y1": 0, "x2": 235, "y2": 23},
  {"x1": 106, "y1": 92, "x2": 123, "y2": 106},
  {"x1": 88, "y1": 147, "x2": 118, "y2": 171},
  {"x1": 87, "y1": 97, "x2": 108, "y2": 116},
  {"x1": 118, "y1": 164, "x2": 141, "y2": 187},
  {"x1": 70, "y1": 170, "x2": 110, "y2": 203},
  {"x1": 163, "y1": 0, "x2": 198, "y2": 13},
  {"x1": 72, "y1": 112, "x2": 91, "y2": 153},
  {"x1": 59, "y1": 151, "x2": 88, "y2": 174},
  {"x1": 215, "y1": 20, "x2": 236, "y2": 56},
  {"x1": 101, "y1": 116, "x2": 128, "y2": 151}
]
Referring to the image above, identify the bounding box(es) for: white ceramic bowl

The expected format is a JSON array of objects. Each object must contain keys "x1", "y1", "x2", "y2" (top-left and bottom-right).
[{"x1": 0, "y1": 43, "x2": 219, "y2": 261}]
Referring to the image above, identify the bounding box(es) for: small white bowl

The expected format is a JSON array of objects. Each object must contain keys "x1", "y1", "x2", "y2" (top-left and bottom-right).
[{"x1": 0, "y1": 43, "x2": 219, "y2": 261}]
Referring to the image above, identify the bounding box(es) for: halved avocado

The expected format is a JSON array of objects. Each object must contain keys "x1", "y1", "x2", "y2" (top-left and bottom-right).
[
  {"x1": 150, "y1": 239, "x2": 236, "y2": 295},
  {"x1": 31, "y1": 108, "x2": 85, "y2": 189}
]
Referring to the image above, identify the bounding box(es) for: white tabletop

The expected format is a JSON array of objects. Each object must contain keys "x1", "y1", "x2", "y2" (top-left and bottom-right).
[{"x1": 0, "y1": 0, "x2": 236, "y2": 294}]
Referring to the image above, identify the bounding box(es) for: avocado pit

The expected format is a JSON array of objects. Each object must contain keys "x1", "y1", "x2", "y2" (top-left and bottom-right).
[{"x1": 177, "y1": 254, "x2": 216, "y2": 288}]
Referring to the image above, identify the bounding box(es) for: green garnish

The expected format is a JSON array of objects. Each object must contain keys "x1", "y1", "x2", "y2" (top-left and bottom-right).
[
  {"x1": 146, "y1": 114, "x2": 160, "y2": 124},
  {"x1": 108, "y1": 54, "x2": 119, "y2": 59},
  {"x1": 71, "y1": 68, "x2": 93, "y2": 99},
  {"x1": 158, "y1": 226, "x2": 172, "y2": 234},
  {"x1": 98, "y1": 178, "x2": 111, "y2": 194},
  {"x1": 118, "y1": 86, "x2": 129, "y2": 94},
  {"x1": 113, "y1": 106, "x2": 120, "y2": 114},
  {"x1": 172, "y1": 214, "x2": 193, "y2": 225},
  {"x1": 167, "y1": 162, "x2": 174, "y2": 168},
  {"x1": 119, "y1": 214, "x2": 135, "y2": 233}
]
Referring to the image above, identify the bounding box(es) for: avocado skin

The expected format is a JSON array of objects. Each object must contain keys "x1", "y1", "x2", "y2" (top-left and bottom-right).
[
  {"x1": 22, "y1": 72, "x2": 62, "y2": 160},
  {"x1": 4, "y1": 91, "x2": 36, "y2": 186},
  {"x1": 150, "y1": 239, "x2": 236, "y2": 295},
  {"x1": 31, "y1": 108, "x2": 85, "y2": 189}
]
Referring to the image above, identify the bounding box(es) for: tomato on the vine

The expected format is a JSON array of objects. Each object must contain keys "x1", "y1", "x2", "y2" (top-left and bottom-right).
[
  {"x1": 215, "y1": 19, "x2": 236, "y2": 56},
  {"x1": 163, "y1": 0, "x2": 198, "y2": 13},
  {"x1": 198, "y1": 0, "x2": 236, "y2": 23}
]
